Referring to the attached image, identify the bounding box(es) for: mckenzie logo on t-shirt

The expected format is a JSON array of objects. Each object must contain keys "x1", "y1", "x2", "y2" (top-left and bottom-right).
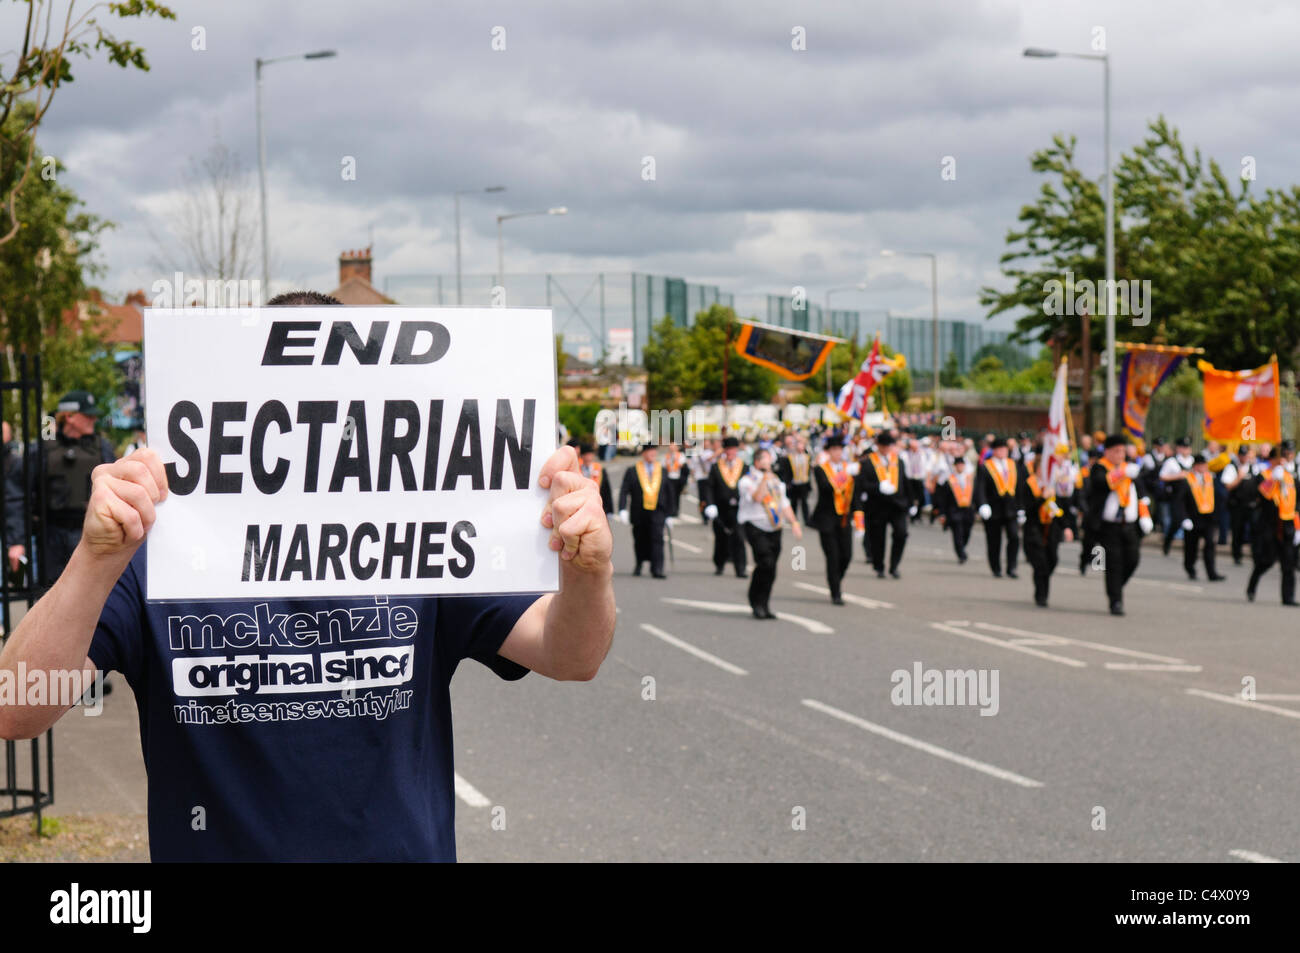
[{"x1": 165, "y1": 596, "x2": 417, "y2": 726}]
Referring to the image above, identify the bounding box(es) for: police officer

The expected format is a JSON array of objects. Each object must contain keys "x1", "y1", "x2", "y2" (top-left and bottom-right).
[{"x1": 5, "y1": 391, "x2": 116, "y2": 588}]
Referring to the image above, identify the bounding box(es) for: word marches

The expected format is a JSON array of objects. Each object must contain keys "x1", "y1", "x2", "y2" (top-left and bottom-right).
[
  {"x1": 242, "y1": 520, "x2": 476, "y2": 582},
  {"x1": 1042, "y1": 270, "x2": 1152, "y2": 326},
  {"x1": 173, "y1": 687, "x2": 414, "y2": 725},
  {"x1": 50, "y1": 883, "x2": 151, "y2": 934},
  {"x1": 151, "y1": 271, "x2": 261, "y2": 309},
  {"x1": 890, "y1": 662, "x2": 1000, "y2": 717},
  {"x1": 0, "y1": 663, "x2": 104, "y2": 716},
  {"x1": 165, "y1": 398, "x2": 534, "y2": 496}
]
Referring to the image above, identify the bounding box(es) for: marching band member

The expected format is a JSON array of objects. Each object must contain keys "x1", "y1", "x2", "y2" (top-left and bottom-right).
[
  {"x1": 1021, "y1": 445, "x2": 1078, "y2": 607},
  {"x1": 934, "y1": 454, "x2": 976, "y2": 563},
  {"x1": 703, "y1": 436, "x2": 748, "y2": 577},
  {"x1": 578, "y1": 442, "x2": 614, "y2": 513},
  {"x1": 776, "y1": 434, "x2": 813, "y2": 524},
  {"x1": 974, "y1": 437, "x2": 1025, "y2": 579},
  {"x1": 1181, "y1": 450, "x2": 1227, "y2": 582},
  {"x1": 1223, "y1": 445, "x2": 1259, "y2": 565},
  {"x1": 738, "y1": 448, "x2": 802, "y2": 619},
  {"x1": 856, "y1": 431, "x2": 910, "y2": 579},
  {"x1": 1087, "y1": 434, "x2": 1151, "y2": 616},
  {"x1": 810, "y1": 435, "x2": 855, "y2": 605},
  {"x1": 1159, "y1": 436, "x2": 1196, "y2": 556},
  {"x1": 1246, "y1": 444, "x2": 1300, "y2": 605},
  {"x1": 618, "y1": 444, "x2": 675, "y2": 578}
]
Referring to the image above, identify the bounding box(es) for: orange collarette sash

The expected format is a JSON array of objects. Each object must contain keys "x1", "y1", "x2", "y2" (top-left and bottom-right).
[
  {"x1": 870, "y1": 452, "x2": 899, "y2": 487},
  {"x1": 717, "y1": 458, "x2": 744, "y2": 488},
  {"x1": 636, "y1": 462, "x2": 664, "y2": 510},
  {"x1": 951, "y1": 474, "x2": 973, "y2": 508},
  {"x1": 985, "y1": 458, "x2": 1017, "y2": 497},
  {"x1": 1188, "y1": 472, "x2": 1215, "y2": 515},
  {"x1": 1099, "y1": 458, "x2": 1132, "y2": 507},
  {"x1": 821, "y1": 463, "x2": 853, "y2": 524},
  {"x1": 583, "y1": 462, "x2": 602, "y2": 487},
  {"x1": 1263, "y1": 471, "x2": 1297, "y2": 521},
  {"x1": 791, "y1": 453, "x2": 810, "y2": 483}
]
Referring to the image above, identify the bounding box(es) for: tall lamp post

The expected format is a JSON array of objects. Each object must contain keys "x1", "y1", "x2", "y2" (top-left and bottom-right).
[
  {"x1": 496, "y1": 207, "x2": 568, "y2": 290},
  {"x1": 1024, "y1": 45, "x2": 1114, "y2": 431},
  {"x1": 455, "y1": 185, "x2": 505, "y2": 305},
  {"x1": 256, "y1": 49, "x2": 337, "y2": 299},
  {"x1": 880, "y1": 250, "x2": 940, "y2": 413},
  {"x1": 825, "y1": 281, "x2": 867, "y2": 399}
]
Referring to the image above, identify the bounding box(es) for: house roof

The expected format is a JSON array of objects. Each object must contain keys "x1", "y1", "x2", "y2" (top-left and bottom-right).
[{"x1": 331, "y1": 274, "x2": 396, "y2": 305}]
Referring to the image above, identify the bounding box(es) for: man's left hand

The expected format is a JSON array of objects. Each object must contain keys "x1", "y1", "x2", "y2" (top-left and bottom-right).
[{"x1": 539, "y1": 446, "x2": 613, "y2": 573}]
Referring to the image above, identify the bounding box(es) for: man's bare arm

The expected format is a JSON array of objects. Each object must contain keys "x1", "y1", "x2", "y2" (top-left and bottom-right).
[{"x1": 0, "y1": 451, "x2": 166, "y2": 740}]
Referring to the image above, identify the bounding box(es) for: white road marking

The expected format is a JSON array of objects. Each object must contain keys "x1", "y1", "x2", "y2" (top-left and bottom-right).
[
  {"x1": 793, "y1": 582, "x2": 895, "y2": 609},
  {"x1": 1255, "y1": 694, "x2": 1300, "y2": 701},
  {"x1": 801, "y1": 699, "x2": 1045, "y2": 789},
  {"x1": 931, "y1": 622, "x2": 1088, "y2": 667},
  {"x1": 1131, "y1": 578, "x2": 1203, "y2": 594},
  {"x1": 1185, "y1": 688, "x2": 1300, "y2": 721},
  {"x1": 1104, "y1": 663, "x2": 1203, "y2": 672},
  {"x1": 971, "y1": 622, "x2": 1187, "y2": 664},
  {"x1": 1229, "y1": 849, "x2": 1283, "y2": 863},
  {"x1": 674, "y1": 513, "x2": 703, "y2": 525},
  {"x1": 453, "y1": 772, "x2": 491, "y2": 808},
  {"x1": 639, "y1": 623, "x2": 748, "y2": 675},
  {"x1": 662, "y1": 597, "x2": 834, "y2": 634},
  {"x1": 667, "y1": 538, "x2": 704, "y2": 554}
]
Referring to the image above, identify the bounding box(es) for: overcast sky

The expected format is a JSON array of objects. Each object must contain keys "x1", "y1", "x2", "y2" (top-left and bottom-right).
[{"x1": 13, "y1": 0, "x2": 1300, "y2": 326}]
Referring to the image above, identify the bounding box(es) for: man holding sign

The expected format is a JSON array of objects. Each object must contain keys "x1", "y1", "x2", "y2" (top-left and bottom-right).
[{"x1": 0, "y1": 293, "x2": 616, "y2": 862}]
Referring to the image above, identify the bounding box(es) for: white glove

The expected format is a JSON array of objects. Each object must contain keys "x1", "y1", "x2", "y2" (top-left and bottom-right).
[
  {"x1": 1273, "y1": 465, "x2": 1285, "y2": 482},
  {"x1": 847, "y1": 462, "x2": 860, "y2": 476},
  {"x1": 879, "y1": 480, "x2": 896, "y2": 495},
  {"x1": 665, "y1": 517, "x2": 675, "y2": 530},
  {"x1": 1181, "y1": 518, "x2": 1193, "y2": 531},
  {"x1": 978, "y1": 504, "x2": 992, "y2": 521},
  {"x1": 1016, "y1": 509, "x2": 1026, "y2": 525},
  {"x1": 1125, "y1": 463, "x2": 1141, "y2": 479},
  {"x1": 618, "y1": 509, "x2": 630, "y2": 524},
  {"x1": 1293, "y1": 529, "x2": 1300, "y2": 547},
  {"x1": 703, "y1": 504, "x2": 718, "y2": 520},
  {"x1": 853, "y1": 528, "x2": 865, "y2": 541},
  {"x1": 908, "y1": 505, "x2": 918, "y2": 517},
  {"x1": 1140, "y1": 515, "x2": 1154, "y2": 534}
]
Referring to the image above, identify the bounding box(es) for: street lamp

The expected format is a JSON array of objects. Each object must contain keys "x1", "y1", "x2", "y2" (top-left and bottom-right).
[
  {"x1": 455, "y1": 185, "x2": 505, "y2": 305},
  {"x1": 880, "y1": 249, "x2": 941, "y2": 412},
  {"x1": 496, "y1": 207, "x2": 568, "y2": 291},
  {"x1": 1024, "y1": 45, "x2": 1114, "y2": 431},
  {"x1": 255, "y1": 49, "x2": 337, "y2": 299},
  {"x1": 823, "y1": 281, "x2": 867, "y2": 398}
]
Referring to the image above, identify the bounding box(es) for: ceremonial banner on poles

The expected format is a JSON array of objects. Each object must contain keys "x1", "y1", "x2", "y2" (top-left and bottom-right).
[
  {"x1": 144, "y1": 307, "x2": 559, "y2": 600},
  {"x1": 733, "y1": 320, "x2": 840, "y2": 381},
  {"x1": 835, "y1": 337, "x2": 905, "y2": 421},
  {"x1": 1118, "y1": 344, "x2": 1188, "y2": 451},
  {"x1": 1039, "y1": 358, "x2": 1071, "y2": 489},
  {"x1": 1199, "y1": 356, "x2": 1281, "y2": 444}
]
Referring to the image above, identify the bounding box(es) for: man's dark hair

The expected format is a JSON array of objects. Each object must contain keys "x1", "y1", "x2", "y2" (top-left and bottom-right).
[{"x1": 266, "y1": 290, "x2": 343, "y2": 307}]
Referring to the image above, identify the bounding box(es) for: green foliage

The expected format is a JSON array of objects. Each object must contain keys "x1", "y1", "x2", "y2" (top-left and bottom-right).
[
  {"x1": 641, "y1": 314, "x2": 691, "y2": 408},
  {"x1": 971, "y1": 341, "x2": 1031, "y2": 374},
  {"x1": 641, "y1": 305, "x2": 781, "y2": 406},
  {"x1": 981, "y1": 117, "x2": 1300, "y2": 371},
  {"x1": 558, "y1": 401, "x2": 601, "y2": 445},
  {"x1": 554, "y1": 334, "x2": 567, "y2": 378},
  {"x1": 939, "y1": 351, "x2": 963, "y2": 388}
]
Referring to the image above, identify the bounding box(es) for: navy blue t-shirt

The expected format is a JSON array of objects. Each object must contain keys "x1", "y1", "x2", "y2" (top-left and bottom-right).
[{"x1": 87, "y1": 547, "x2": 535, "y2": 862}]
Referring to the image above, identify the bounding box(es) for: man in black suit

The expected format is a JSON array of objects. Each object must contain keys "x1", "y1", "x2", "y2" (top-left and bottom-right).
[
  {"x1": 776, "y1": 434, "x2": 813, "y2": 524},
  {"x1": 1086, "y1": 434, "x2": 1151, "y2": 615},
  {"x1": 809, "y1": 434, "x2": 855, "y2": 604},
  {"x1": 855, "y1": 431, "x2": 910, "y2": 579},
  {"x1": 703, "y1": 436, "x2": 748, "y2": 577},
  {"x1": 618, "y1": 445, "x2": 675, "y2": 578},
  {"x1": 973, "y1": 436, "x2": 1025, "y2": 579}
]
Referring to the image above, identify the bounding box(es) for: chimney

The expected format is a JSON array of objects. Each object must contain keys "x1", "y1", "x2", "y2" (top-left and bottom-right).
[
  {"x1": 338, "y1": 246, "x2": 373, "y2": 287},
  {"x1": 125, "y1": 289, "x2": 149, "y2": 310}
]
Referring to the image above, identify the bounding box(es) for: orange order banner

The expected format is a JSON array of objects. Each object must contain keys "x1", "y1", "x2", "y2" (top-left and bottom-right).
[
  {"x1": 733, "y1": 322, "x2": 837, "y2": 381},
  {"x1": 1199, "y1": 356, "x2": 1281, "y2": 443}
]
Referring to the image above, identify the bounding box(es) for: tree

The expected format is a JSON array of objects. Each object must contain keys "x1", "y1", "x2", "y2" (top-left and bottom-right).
[
  {"x1": 685, "y1": 304, "x2": 779, "y2": 403},
  {"x1": 1, "y1": 0, "x2": 175, "y2": 248},
  {"x1": 970, "y1": 341, "x2": 1031, "y2": 374},
  {"x1": 980, "y1": 117, "x2": 1300, "y2": 371},
  {"x1": 641, "y1": 314, "x2": 691, "y2": 408},
  {"x1": 939, "y1": 351, "x2": 962, "y2": 388},
  {"x1": 150, "y1": 135, "x2": 258, "y2": 282}
]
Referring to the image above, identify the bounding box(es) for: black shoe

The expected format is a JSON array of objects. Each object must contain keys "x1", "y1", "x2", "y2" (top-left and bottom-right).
[
  {"x1": 652, "y1": 571, "x2": 667, "y2": 579},
  {"x1": 1186, "y1": 571, "x2": 1197, "y2": 581},
  {"x1": 992, "y1": 570, "x2": 1002, "y2": 578},
  {"x1": 889, "y1": 569, "x2": 901, "y2": 579},
  {"x1": 831, "y1": 596, "x2": 844, "y2": 606},
  {"x1": 633, "y1": 565, "x2": 642, "y2": 577},
  {"x1": 1233, "y1": 558, "x2": 1243, "y2": 566},
  {"x1": 1006, "y1": 570, "x2": 1018, "y2": 579},
  {"x1": 752, "y1": 606, "x2": 765, "y2": 619},
  {"x1": 1246, "y1": 586, "x2": 1257, "y2": 602},
  {"x1": 762, "y1": 606, "x2": 777, "y2": 620},
  {"x1": 1109, "y1": 601, "x2": 1124, "y2": 616},
  {"x1": 876, "y1": 570, "x2": 886, "y2": 579},
  {"x1": 1207, "y1": 574, "x2": 1226, "y2": 582},
  {"x1": 736, "y1": 571, "x2": 748, "y2": 579},
  {"x1": 958, "y1": 554, "x2": 967, "y2": 564},
  {"x1": 713, "y1": 567, "x2": 724, "y2": 576},
  {"x1": 1034, "y1": 596, "x2": 1048, "y2": 608}
]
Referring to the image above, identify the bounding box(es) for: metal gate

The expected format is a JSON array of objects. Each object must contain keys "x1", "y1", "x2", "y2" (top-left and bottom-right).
[{"x1": 1, "y1": 354, "x2": 54, "y2": 830}]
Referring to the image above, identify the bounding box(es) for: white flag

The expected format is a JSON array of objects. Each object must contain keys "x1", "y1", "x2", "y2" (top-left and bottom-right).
[{"x1": 1039, "y1": 359, "x2": 1070, "y2": 492}]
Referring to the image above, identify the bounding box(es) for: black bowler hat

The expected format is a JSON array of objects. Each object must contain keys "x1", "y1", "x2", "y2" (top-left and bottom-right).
[
  {"x1": 875, "y1": 432, "x2": 895, "y2": 447},
  {"x1": 1103, "y1": 434, "x2": 1128, "y2": 449},
  {"x1": 1197, "y1": 450, "x2": 1214, "y2": 465},
  {"x1": 722, "y1": 436, "x2": 740, "y2": 449},
  {"x1": 989, "y1": 436, "x2": 1007, "y2": 449},
  {"x1": 824, "y1": 434, "x2": 845, "y2": 448},
  {"x1": 1282, "y1": 440, "x2": 1296, "y2": 453},
  {"x1": 579, "y1": 443, "x2": 594, "y2": 456},
  {"x1": 56, "y1": 390, "x2": 101, "y2": 416},
  {"x1": 1175, "y1": 436, "x2": 1191, "y2": 448}
]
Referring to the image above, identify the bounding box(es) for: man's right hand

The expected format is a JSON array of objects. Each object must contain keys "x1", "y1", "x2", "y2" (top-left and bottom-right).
[
  {"x1": 7, "y1": 544, "x2": 24, "y2": 573},
  {"x1": 82, "y1": 449, "x2": 169, "y2": 558}
]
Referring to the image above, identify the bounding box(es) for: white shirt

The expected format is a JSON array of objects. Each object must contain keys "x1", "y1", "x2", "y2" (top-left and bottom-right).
[
  {"x1": 738, "y1": 470, "x2": 789, "y2": 530},
  {"x1": 1101, "y1": 466, "x2": 1140, "y2": 523},
  {"x1": 1159, "y1": 455, "x2": 1194, "y2": 479}
]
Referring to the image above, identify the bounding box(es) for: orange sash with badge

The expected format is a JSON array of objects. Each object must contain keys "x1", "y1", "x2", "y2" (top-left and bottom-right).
[
  {"x1": 950, "y1": 473, "x2": 973, "y2": 508},
  {"x1": 1262, "y1": 471, "x2": 1297, "y2": 521},
  {"x1": 1099, "y1": 458, "x2": 1132, "y2": 507},
  {"x1": 870, "y1": 452, "x2": 900, "y2": 486},
  {"x1": 717, "y1": 458, "x2": 744, "y2": 488},
  {"x1": 985, "y1": 458, "x2": 1017, "y2": 497},
  {"x1": 790, "y1": 453, "x2": 810, "y2": 483},
  {"x1": 821, "y1": 463, "x2": 853, "y2": 524},
  {"x1": 583, "y1": 462, "x2": 603, "y2": 487},
  {"x1": 1188, "y1": 471, "x2": 1215, "y2": 515},
  {"x1": 636, "y1": 462, "x2": 663, "y2": 510}
]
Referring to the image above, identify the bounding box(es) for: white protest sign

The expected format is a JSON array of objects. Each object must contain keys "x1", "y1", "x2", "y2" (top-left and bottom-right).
[{"x1": 144, "y1": 307, "x2": 558, "y2": 600}]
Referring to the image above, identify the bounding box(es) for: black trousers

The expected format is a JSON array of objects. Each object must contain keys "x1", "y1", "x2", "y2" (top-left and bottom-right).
[
  {"x1": 905, "y1": 478, "x2": 925, "y2": 521},
  {"x1": 712, "y1": 511, "x2": 747, "y2": 574},
  {"x1": 1229, "y1": 500, "x2": 1253, "y2": 563},
  {"x1": 743, "y1": 523, "x2": 782, "y2": 610},
  {"x1": 818, "y1": 523, "x2": 853, "y2": 599},
  {"x1": 868, "y1": 507, "x2": 908, "y2": 573},
  {"x1": 631, "y1": 511, "x2": 666, "y2": 574},
  {"x1": 37, "y1": 524, "x2": 81, "y2": 589},
  {"x1": 1248, "y1": 523, "x2": 1296, "y2": 603},
  {"x1": 949, "y1": 513, "x2": 973, "y2": 560},
  {"x1": 696, "y1": 479, "x2": 710, "y2": 519},
  {"x1": 984, "y1": 516, "x2": 1019, "y2": 575},
  {"x1": 1022, "y1": 522, "x2": 1059, "y2": 604},
  {"x1": 788, "y1": 483, "x2": 811, "y2": 523},
  {"x1": 1183, "y1": 515, "x2": 1218, "y2": 578},
  {"x1": 1097, "y1": 522, "x2": 1141, "y2": 606}
]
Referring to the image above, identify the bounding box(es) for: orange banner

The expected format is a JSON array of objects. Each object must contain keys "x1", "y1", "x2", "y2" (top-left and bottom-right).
[{"x1": 1199, "y1": 357, "x2": 1281, "y2": 443}]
